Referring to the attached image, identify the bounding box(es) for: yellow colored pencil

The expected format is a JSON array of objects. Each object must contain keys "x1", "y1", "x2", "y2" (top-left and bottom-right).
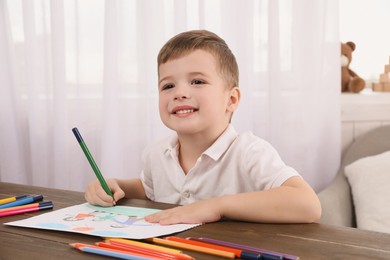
[
  {"x1": 0, "y1": 195, "x2": 27, "y2": 205},
  {"x1": 149, "y1": 237, "x2": 235, "y2": 259}
]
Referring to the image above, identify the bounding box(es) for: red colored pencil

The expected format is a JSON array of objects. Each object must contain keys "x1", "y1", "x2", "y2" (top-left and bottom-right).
[
  {"x1": 0, "y1": 201, "x2": 53, "y2": 217},
  {"x1": 0, "y1": 202, "x2": 42, "y2": 213}
]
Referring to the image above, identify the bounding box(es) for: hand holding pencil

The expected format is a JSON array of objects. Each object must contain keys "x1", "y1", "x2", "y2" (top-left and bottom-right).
[{"x1": 85, "y1": 178, "x2": 125, "y2": 207}]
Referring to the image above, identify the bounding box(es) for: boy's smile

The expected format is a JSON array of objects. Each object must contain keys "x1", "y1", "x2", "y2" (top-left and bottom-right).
[
  {"x1": 158, "y1": 49, "x2": 239, "y2": 137},
  {"x1": 171, "y1": 105, "x2": 198, "y2": 117}
]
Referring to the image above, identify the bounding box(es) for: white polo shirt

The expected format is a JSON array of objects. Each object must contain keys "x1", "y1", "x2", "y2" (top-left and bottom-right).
[{"x1": 140, "y1": 124, "x2": 300, "y2": 205}]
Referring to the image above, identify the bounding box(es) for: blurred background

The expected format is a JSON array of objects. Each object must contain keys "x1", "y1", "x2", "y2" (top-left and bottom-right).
[{"x1": 2, "y1": 0, "x2": 366, "y2": 193}]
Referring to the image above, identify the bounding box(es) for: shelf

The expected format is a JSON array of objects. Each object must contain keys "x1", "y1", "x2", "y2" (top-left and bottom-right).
[{"x1": 341, "y1": 89, "x2": 390, "y2": 122}]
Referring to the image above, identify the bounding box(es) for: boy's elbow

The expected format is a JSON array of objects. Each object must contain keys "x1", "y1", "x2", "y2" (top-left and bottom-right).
[
  {"x1": 284, "y1": 177, "x2": 322, "y2": 223},
  {"x1": 303, "y1": 198, "x2": 322, "y2": 223},
  {"x1": 307, "y1": 207, "x2": 322, "y2": 223}
]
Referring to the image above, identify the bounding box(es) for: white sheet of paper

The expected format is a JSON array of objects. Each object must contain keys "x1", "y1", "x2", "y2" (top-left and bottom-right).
[{"x1": 5, "y1": 203, "x2": 200, "y2": 239}]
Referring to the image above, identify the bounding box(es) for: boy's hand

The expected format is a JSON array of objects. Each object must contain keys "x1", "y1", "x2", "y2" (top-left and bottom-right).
[
  {"x1": 144, "y1": 199, "x2": 222, "y2": 225},
  {"x1": 85, "y1": 178, "x2": 125, "y2": 207}
]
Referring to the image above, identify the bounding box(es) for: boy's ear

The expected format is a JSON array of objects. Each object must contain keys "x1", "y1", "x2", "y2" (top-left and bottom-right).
[{"x1": 227, "y1": 87, "x2": 240, "y2": 112}]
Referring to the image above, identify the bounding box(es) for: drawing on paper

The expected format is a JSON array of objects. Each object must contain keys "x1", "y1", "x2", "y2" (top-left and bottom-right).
[{"x1": 5, "y1": 203, "x2": 200, "y2": 239}]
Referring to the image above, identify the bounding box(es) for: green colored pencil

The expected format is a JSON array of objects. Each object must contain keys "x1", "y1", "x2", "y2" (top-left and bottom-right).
[{"x1": 72, "y1": 127, "x2": 114, "y2": 199}]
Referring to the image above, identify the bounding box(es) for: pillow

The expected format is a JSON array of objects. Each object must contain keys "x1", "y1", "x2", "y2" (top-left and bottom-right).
[{"x1": 344, "y1": 150, "x2": 390, "y2": 233}]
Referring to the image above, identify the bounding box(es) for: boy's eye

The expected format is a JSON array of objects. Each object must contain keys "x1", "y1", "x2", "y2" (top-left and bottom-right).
[
  {"x1": 161, "y1": 84, "x2": 174, "y2": 90},
  {"x1": 191, "y1": 79, "x2": 205, "y2": 85}
]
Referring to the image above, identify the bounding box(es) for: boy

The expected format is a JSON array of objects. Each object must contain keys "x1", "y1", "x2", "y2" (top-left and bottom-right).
[{"x1": 85, "y1": 30, "x2": 321, "y2": 225}]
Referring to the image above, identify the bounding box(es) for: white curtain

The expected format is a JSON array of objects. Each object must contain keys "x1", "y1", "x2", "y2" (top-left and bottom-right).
[{"x1": 0, "y1": 0, "x2": 340, "y2": 192}]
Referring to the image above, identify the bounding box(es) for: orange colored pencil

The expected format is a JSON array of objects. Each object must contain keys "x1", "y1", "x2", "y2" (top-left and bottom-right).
[
  {"x1": 149, "y1": 237, "x2": 235, "y2": 259},
  {"x1": 165, "y1": 236, "x2": 242, "y2": 257},
  {"x1": 0, "y1": 202, "x2": 41, "y2": 213},
  {"x1": 0, "y1": 201, "x2": 53, "y2": 217}
]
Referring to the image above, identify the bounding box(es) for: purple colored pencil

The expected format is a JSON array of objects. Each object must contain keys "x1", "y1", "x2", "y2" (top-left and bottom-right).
[{"x1": 187, "y1": 237, "x2": 299, "y2": 260}]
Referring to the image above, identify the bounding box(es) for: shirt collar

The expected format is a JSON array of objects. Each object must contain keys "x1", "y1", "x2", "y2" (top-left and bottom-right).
[
  {"x1": 164, "y1": 135, "x2": 179, "y2": 158},
  {"x1": 204, "y1": 124, "x2": 238, "y2": 161},
  {"x1": 164, "y1": 124, "x2": 238, "y2": 161}
]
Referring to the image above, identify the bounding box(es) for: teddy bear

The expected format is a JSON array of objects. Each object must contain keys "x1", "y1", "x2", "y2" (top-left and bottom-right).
[{"x1": 341, "y1": 41, "x2": 365, "y2": 93}]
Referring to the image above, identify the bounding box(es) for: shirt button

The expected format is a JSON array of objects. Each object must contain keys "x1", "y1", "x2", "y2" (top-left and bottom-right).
[{"x1": 182, "y1": 191, "x2": 190, "y2": 198}]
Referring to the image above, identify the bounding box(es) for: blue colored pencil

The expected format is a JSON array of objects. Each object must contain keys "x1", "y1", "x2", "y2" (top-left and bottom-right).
[
  {"x1": 0, "y1": 195, "x2": 43, "y2": 209},
  {"x1": 71, "y1": 243, "x2": 153, "y2": 260}
]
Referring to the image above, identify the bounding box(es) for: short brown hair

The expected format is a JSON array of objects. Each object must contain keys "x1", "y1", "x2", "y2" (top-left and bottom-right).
[{"x1": 157, "y1": 30, "x2": 239, "y2": 88}]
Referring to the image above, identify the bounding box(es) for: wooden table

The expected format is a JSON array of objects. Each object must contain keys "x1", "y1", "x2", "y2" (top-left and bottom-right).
[{"x1": 1, "y1": 182, "x2": 390, "y2": 260}]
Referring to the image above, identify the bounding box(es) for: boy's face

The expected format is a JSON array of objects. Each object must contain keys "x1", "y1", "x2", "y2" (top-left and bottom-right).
[{"x1": 158, "y1": 49, "x2": 240, "y2": 137}]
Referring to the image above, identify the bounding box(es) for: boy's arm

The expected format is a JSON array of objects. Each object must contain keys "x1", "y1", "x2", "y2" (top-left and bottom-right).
[
  {"x1": 85, "y1": 178, "x2": 147, "y2": 207},
  {"x1": 219, "y1": 176, "x2": 321, "y2": 223},
  {"x1": 145, "y1": 176, "x2": 321, "y2": 224},
  {"x1": 117, "y1": 178, "x2": 148, "y2": 200}
]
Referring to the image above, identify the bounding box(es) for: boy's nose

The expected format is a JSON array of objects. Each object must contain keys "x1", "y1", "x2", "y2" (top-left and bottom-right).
[
  {"x1": 174, "y1": 95, "x2": 187, "y2": 100},
  {"x1": 173, "y1": 85, "x2": 190, "y2": 100}
]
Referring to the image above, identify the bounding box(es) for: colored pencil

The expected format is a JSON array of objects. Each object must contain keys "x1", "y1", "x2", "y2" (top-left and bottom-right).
[
  {"x1": 0, "y1": 202, "x2": 48, "y2": 213},
  {"x1": 97, "y1": 242, "x2": 194, "y2": 260},
  {"x1": 148, "y1": 237, "x2": 235, "y2": 259},
  {"x1": 188, "y1": 237, "x2": 299, "y2": 260},
  {"x1": 0, "y1": 201, "x2": 53, "y2": 217},
  {"x1": 165, "y1": 236, "x2": 264, "y2": 260},
  {"x1": 70, "y1": 243, "x2": 157, "y2": 260},
  {"x1": 0, "y1": 195, "x2": 27, "y2": 205},
  {"x1": 0, "y1": 195, "x2": 43, "y2": 209},
  {"x1": 107, "y1": 238, "x2": 182, "y2": 254},
  {"x1": 72, "y1": 127, "x2": 114, "y2": 199}
]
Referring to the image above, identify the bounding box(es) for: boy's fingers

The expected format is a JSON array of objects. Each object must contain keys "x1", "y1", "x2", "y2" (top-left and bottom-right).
[
  {"x1": 85, "y1": 178, "x2": 123, "y2": 207},
  {"x1": 113, "y1": 190, "x2": 125, "y2": 203},
  {"x1": 107, "y1": 181, "x2": 125, "y2": 203},
  {"x1": 97, "y1": 187, "x2": 115, "y2": 202}
]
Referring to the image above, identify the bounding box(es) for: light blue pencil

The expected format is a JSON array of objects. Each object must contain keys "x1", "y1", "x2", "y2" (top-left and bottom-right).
[{"x1": 77, "y1": 246, "x2": 153, "y2": 260}]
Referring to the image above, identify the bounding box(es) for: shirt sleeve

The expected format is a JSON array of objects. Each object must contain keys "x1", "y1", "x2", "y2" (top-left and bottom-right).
[{"x1": 244, "y1": 138, "x2": 301, "y2": 190}]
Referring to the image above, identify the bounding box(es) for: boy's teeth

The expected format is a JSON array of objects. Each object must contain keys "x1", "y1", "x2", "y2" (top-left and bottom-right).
[{"x1": 176, "y1": 109, "x2": 194, "y2": 114}]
